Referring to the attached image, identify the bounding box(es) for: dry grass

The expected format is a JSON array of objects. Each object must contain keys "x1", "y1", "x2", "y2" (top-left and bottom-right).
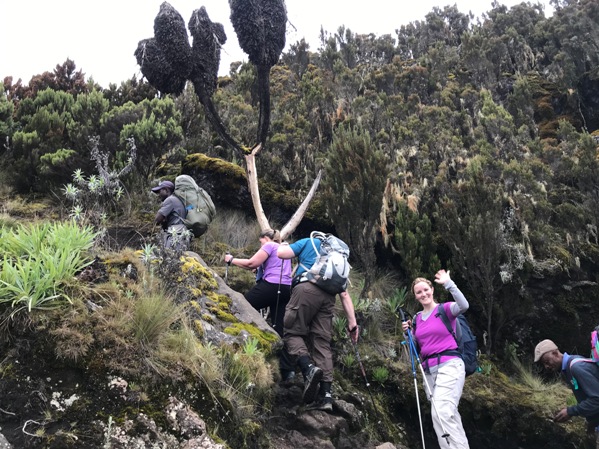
[
  {"x1": 0, "y1": 212, "x2": 18, "y2": 229},
  {"x1": 155, "y1": 323, "x2": 223, "y2": 386},
  {"x1": 1, "y1": 195, "x2": 52, "y2": 219},
  {"x1": 219, "y1": 346, "x2": 275, "y2": 419},
  {"x1": 511, "y1": 354, "x2": 572, "y2": 418},
  {"x1": 368, "y1": 268, "x2": 404, "y2": 301},
  {"x1": 205, "y1": 208, "x2": 261, "y2": 250}
]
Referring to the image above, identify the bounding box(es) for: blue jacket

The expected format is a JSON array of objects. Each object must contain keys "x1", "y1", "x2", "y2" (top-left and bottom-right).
[{"x1": 289, "y1": 237, "x2": 321, "y2": 277}]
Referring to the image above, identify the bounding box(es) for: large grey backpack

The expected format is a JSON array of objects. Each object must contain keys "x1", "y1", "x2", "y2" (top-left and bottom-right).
[
  {"x1": 174, "y1": 175, "x2": 216, "y2": 238},
  {"x1": 300, "y1": 231, "x2": 351, "y2": 295}
]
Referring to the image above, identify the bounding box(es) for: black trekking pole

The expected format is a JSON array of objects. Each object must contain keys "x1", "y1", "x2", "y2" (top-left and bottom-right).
[
  {"x1": 349, "y1": 332, "x2": 380, "y2": 420},
  {"x1": 272, "y1": 258, "x2": 284, "y2": 331},
  {"x1": 224, "y1": 252, "x2": 232, "y2": 284},
  {"x1": 399, "y1": 308, "x2": 451, "y2": 447}
]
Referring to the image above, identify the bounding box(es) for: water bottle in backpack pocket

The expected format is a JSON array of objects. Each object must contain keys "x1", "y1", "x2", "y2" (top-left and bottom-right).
[{"x1": 591, "y1": 326, "x2": 599, "y2": 362}]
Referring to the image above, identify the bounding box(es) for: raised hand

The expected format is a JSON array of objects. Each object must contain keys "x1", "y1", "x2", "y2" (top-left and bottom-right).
[{"x1": 434, "y1": 269, "x2": 451, "y2": 286}]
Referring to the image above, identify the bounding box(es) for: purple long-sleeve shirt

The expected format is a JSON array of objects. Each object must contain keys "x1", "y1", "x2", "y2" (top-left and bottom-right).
[
  {"x1": 260, "y1": 242, "x2": 292, "y2": 285},
  {"x1": 414, "y1": 280, "x2": 469, "y2": 369}
]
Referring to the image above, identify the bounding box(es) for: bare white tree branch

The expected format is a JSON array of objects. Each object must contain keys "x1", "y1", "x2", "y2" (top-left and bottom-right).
[
  {"x1": 244, "y1": 143, "x2": 322, "y2": 240},
  {"x1": 245, "y1": 143, "x2": 270, "y2": 231},
  {"x1": 280, "y1": 170, "x2": 322, "y2": 241}
]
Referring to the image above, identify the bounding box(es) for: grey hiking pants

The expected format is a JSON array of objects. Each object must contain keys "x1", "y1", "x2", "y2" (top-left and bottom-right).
[{"x1": 283, "y1": 281, "x2": 336, "y2": 382}]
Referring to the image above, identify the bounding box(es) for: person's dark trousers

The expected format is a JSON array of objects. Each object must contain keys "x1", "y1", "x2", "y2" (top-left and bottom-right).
[
  {"x1": 244, "y1": 280, "x2": 294, "y2": 374},
  {"x1": 278, "y1": 346, "x2": 295, "y2": 376},
  {"x1": 283, "y1": 282, "x2": 336, "y2": 382},
  {"x1": 244, "y1": 280, "x2": 291, "y2": 335}
]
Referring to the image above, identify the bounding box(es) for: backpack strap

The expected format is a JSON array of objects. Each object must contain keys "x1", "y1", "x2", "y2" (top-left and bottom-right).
[
  {"x1": 309, "y1": 231, "x2": 324, "y2": 255},
  {"x1": 412, "y1": 311, "x2": 421, "y2": 334},
  {"x1": 164, "y1": 195, "x2": 186, "y2": 225},
  {"x1": 436, "y1": 305, "x2": 459, "y2": 346},
  {"x1": 566, "y1": 357, "x2": 595, "y2": 390},
  {"x1": 296, "y1": 234, "x2": 323, "y2": 281}
]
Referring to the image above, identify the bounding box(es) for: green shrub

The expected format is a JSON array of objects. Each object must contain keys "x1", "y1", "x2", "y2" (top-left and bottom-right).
[
  {"x1": 0, "y1": 221, "x2": 96, "y2": 321},
  {"x1": 372, "y1": 366, "x2": 390, "y2": 385}
]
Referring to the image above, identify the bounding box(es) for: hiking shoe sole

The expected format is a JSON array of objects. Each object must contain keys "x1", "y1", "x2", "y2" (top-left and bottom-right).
[{"x1": 302, "y1": 366, "x2": 323, "y2": 404}]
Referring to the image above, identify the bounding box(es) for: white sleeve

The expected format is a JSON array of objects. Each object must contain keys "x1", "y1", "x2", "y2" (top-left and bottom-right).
[{"x1": 445, "y1": 280, "x2": 469, "y2": 316}]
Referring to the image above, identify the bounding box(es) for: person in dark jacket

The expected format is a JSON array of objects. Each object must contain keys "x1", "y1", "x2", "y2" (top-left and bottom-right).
[
  {"x1": 534, "y1": 339, "x2": 599, "y2": 433},
  {"x1": 151, "y1": 180, "x2": 189, "y2": 250}
]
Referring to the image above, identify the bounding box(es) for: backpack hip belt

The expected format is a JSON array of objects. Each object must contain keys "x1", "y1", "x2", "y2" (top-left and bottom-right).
[
  {"x1": 421, "y1": 349, "x2": 461, "y2": 371},
  {"x1": 291, "y1": 274, "x2": 310, "y2": 289}
]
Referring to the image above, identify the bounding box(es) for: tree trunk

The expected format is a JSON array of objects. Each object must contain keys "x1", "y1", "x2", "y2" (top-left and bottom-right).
[{"x1": 244, "y1": 144, "x2": 323, "y2": 239}]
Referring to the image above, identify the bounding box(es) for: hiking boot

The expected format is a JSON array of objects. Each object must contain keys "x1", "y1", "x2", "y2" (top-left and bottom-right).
[
  {"x1": 305, "y1": 397, "x2": 333, "y2": 412},
  {"x1": 302, "y1": 365, "x2": 323, "y2": 404}
]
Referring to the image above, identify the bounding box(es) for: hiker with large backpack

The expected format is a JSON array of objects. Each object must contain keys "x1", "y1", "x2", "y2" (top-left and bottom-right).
[
  {"x1": 534, "y1": 339, "x2": 599, "y2": 433},
  {"x1": 277, "y1": 231, "x2": 359, "y2": 412},
  {"x1": 173, "y1": 175, "x2": 216, "y2": 239},
  {"x1": 401, "y1": 270, "x2": 471, "y2": 449},
  {"x1": 151, "y1": 180, "x2": 190, "y2": 251}
]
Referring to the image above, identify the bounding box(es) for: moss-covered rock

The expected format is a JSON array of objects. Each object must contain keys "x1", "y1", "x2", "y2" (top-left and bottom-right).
[{"x1": 223, "y1": 321, "x2": 279, "y2": 350}]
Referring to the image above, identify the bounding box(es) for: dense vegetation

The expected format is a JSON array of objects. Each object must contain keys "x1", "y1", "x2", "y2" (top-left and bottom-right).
[
  {"x1": 2, "y1": 1, "x2": 599, "y2": 447},
  {"x1": 2, "y1": 0, "x2": 599, "y2": 393}
]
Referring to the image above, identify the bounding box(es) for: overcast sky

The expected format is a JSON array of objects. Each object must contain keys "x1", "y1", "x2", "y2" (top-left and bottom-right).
[{"x1": 1, "y1": 0, "x2": 554, "y2": 87}]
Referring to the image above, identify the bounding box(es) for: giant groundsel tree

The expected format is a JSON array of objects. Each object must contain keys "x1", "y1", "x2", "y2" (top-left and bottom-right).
[{"x1": 135, "y1": 1, "x2": 320, "y2": 238}]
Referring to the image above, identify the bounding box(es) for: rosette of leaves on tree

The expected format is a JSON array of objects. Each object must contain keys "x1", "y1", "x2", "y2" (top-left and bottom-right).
[
  {"x1": 134, "y1": 38, "x2": 186, "y2": 95},
  {"x1": 154, "y1": 2, "x2": 193, "y2": 78},
  {"x1": 188, "y1": 6, "x2": 227, "y2": 97},
  {"x1": 229, "y1": 0, "x2": 287, "y2": 147}
]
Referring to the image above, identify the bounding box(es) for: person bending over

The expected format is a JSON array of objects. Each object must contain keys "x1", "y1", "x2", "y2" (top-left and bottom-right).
[
  {"x1": 151, "y1": 180, "x2": 189, "y2": 251},
  {"x1": 534, "y1": 339, "x2": 599, "y2": 434},
  {"x1": 224, "y1": 229, "x2": 294, "y2": 380}
]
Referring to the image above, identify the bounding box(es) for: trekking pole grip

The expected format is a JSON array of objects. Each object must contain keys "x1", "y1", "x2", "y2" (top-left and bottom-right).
[
  {"x1": 225, "y1": 252, "x2": 232, "y2": 265},
  {"x1": 399, "y1": 308, "x2": 407, "y2": 322}
]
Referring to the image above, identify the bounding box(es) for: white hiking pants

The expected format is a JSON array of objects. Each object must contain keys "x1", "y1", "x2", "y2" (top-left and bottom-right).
[{"x1": 424, "y1": 357, "x2": 470, "y2": 449}]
